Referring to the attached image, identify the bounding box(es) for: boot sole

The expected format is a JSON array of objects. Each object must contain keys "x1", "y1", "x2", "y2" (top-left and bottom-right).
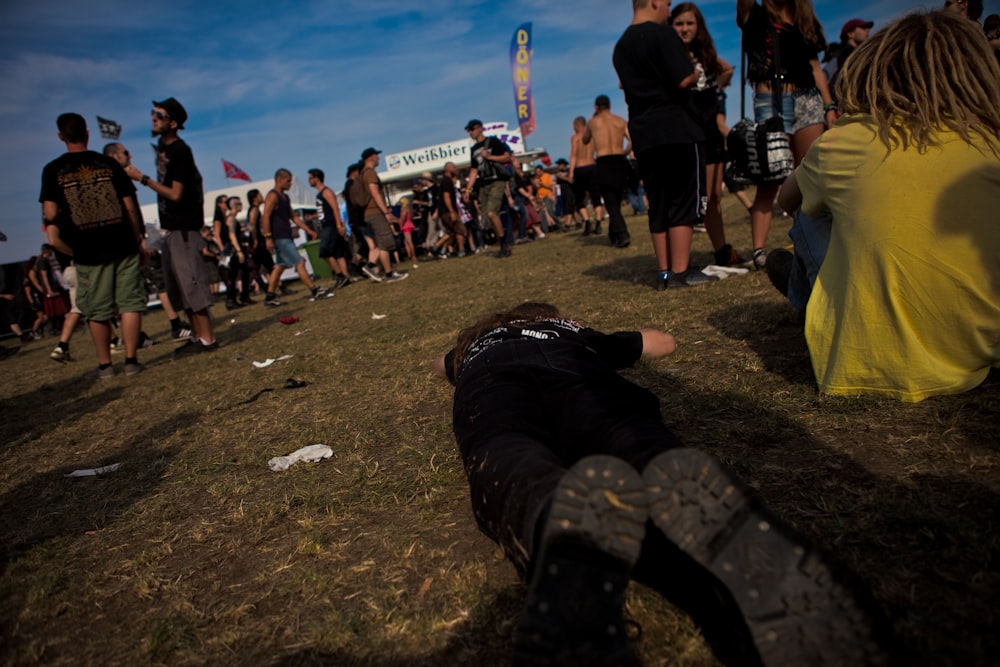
[
  {"x1": 512, "y1": 456, "x2": 647, "y2": 667},
  {"x1": 644, "y1": 449, "x2": 894, "y2": 666}
]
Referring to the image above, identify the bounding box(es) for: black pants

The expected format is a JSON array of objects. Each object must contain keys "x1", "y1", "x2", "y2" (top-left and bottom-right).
[
  {"x1": 452, "y1": 358, "x2": 677, "y2": 577},
  {"x1": 595, "y1": 155, "x2": 632, "y2": 244}
]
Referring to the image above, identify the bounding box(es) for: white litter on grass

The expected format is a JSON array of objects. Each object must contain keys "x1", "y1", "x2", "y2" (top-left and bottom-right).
[
  {"x1": 268, "y1": 444, "x2": 333, "y2": 472},
  {"x1": 66, "y1": 463, "x2": 122, "y2": 477},
  {"x1": 294, "y1": 329, "x2": 312, "y2": 336},
  {"x1": 230, "y1": 319, "x2": 236, "y2": 324},
  {"x1": 252, "y1": 354, "x2": 295, "y2": 368},
  {"x1": 702, "y1": 265, "x2": 750, "y2": 280},
  {"x1": 372, "y1": 313, "x2": 387, "y2": 320}
]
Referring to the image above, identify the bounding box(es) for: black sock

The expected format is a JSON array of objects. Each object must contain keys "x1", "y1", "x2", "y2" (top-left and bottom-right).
[
  {"x1": 125, "y1": 356, "x2": 137, "y2": 365},
  {"x1": 170, "y1": 317, "x2": 180, "y2": 329},
  {"x1": 98, "y1": 362, "x2": 112, "y2": 370},
  {"x1": 58, "y1": 342, "x2": 69, "y2": 352}
]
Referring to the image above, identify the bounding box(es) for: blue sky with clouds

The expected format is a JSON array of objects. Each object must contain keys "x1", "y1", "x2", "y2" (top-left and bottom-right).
[{"x1": 1, "y1": 0, "x2": 992, "y2": 264}]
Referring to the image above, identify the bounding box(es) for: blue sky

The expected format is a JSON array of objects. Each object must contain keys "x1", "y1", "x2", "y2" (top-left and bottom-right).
[{"x1": 1, "y1": 0, "x2": 992, "y2": 264}]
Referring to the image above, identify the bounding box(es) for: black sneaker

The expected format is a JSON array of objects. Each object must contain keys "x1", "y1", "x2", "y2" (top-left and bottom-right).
[
  {"x1": 171, "y1": 324, "x2": 193, "y2": 341},
  {"x1": 264, "y1": 293, "x2": 282, "y2": 307},
  {"x1": 497, "y1": 244, "x2": 512, "y2": 258},
  {"x1": 172, "y1": 339, "x2": 217, "y2": 359},
  {"x1": 512, "y1": 456, "x2": 647, "y2": 667},
  {"x1": 310, "y1": 285, "x2": 334, "y2": 300},
  {"x1": 362, "y1": 264, "x2": 383, "y2": 282},
  {"x1": 667, "y1": 269, "x2": 717, "y2": 288},
  {"x1": 656, "y1": 271, "x2": 670, "y2": 292},
  {"x1": 641, "y1": 449, "x2": 897, "y2": 667},
  {"x1": 383, "y1": 271, "x2": 408, "y2": 283},
  {"x1": 753, "y1": 248, "x2": 768, "y2": 270}
]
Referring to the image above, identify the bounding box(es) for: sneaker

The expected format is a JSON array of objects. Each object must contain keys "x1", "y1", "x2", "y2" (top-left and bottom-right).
[
  {"x1": 264, "y1": 293, "x2": 282, "y2": 307},
  {"x1": 497, "y1": 244, "x2": 512, "y2": 258},
  {"x1": 765, "y1": 248, "x2": 794, "y2": 297},
  {"x1": 239, "y1": 295, "x2": 257, "y2": 305},
  {"x1": 714, "y1": 244, "x2": 748, "y2": 267},
  {"x1": 110, "y1": 336, "x2": 124, "y2": 354},
  {"x1": 668, "y1": 269, "x2": 717, "y2": 288},
  {"x1": 693, "y1": 222, "x2": 708, "y2": 233},
  {"x1": 333, "y1": 274, "x2": 350, "y2": 290},
  {"x1": 656, "y1": 270, "x2": 670, "y2": 292},
  {"x1": 753, "y1": 248, "x2": 768, "y2": 270},
  {"x1": 85, "y1": 365, "x2": 115, "y2": 380},
  {"x1": 173, "y1": 339, "x2": 218, "y2": 359},
  {"x1": 614, "y1": 235, "x2": 632, "y2": 249},
  {"x1": 383, "y1": 271, "x2": 409, "y2": 283},
  {"x1": 640, "y1": 449, "x2": 897, "y2": 667},
  {"x1": 225, "y1": 299, "x2": 244, "y2": 310},
  {"x1": 512, "y1": 456, "x2": 647, "y2": 667},
  {"x1": 171, "y1": 325, "x2": 193, "y2": 341},
  {"x1": 310, "y1": 285, "x2": 335, "y2": 300},
  {"x1": 50, "y1": 346, "x2": 72, "y2": 363},
  {"x1": 456, "y1": 251, "x2": 467, "y2": 258},
  {"x1": 139, "y1": 331, "x2": 156, "y2": 348},
  {"x1": 362, "y1": 264, "x2": 383, "y2": 282},
  {"x1": 124, "y1": 361, "x2": 145, "y2": 376}
]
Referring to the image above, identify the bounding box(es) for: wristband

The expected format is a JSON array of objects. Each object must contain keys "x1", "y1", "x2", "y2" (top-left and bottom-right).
[
  {"x1": 823, "y1": 102, "x2": 838, "y2": 112},
  {"x1": 140, "y1": 175, "x2": 150, "y2": 186},
  {"x1": 263, "y1": 233, "x2": 272, "y2": 239}
]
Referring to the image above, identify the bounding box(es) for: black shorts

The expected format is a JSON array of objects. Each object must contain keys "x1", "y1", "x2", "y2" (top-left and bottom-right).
[
  {"x1": 637, "y1": 143, "x2": 706, "y2": 232},
  {"x1": 571, "y1": 165, "x2": 602, "y2": 209},
  {"x1": 319, "y1": 225, "x2": 351, "y2": 260}
]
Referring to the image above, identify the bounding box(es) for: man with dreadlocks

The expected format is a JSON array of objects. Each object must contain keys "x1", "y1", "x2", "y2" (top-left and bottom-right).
[
  {"x1": 770, "y1": 11, "x2": 1000, "y2": 402},
  {"x1": 433, "y1": 302, "x2": 896, "y2": 666}
]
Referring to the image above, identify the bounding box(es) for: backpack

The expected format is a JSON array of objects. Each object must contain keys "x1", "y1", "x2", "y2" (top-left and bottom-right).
[{"x1": 350, "y1": 168, "x2": 374, "y2": 208}]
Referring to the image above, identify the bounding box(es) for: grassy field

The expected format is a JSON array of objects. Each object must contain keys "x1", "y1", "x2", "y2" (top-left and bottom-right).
[{"x1": 1, "y1": 197, "x2": 998, "y2": 666}]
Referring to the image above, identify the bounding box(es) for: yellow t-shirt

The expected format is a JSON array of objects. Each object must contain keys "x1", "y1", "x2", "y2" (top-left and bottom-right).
[{"x1": 797, "y1": 116, "x2": 1000, "y2": 402}]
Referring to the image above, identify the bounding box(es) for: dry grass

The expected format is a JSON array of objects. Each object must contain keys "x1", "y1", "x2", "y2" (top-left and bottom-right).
[{"x1": 1, "y1": 194, "x2": 998, "y2": 666}]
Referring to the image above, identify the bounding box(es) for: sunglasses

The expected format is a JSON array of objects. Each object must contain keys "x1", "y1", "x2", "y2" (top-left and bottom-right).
[{"x1": 151, "y1": 110, "x2": 170, "y2": 121}]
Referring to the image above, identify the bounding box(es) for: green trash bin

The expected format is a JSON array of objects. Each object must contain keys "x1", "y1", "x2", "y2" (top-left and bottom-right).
[{"x1": 301, "y1": 239, "x2": 333, "y2": 280}]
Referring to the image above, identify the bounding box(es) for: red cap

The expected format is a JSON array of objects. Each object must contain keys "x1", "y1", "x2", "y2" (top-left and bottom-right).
[{"x1": 840, "y1": 18, "x2": 874, "y2": 42}]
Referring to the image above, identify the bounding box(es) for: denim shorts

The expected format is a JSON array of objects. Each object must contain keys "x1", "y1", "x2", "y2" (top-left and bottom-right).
[
  {"x1": 273, "y1": 237, "x2": 302, "y2": 268},
  {"x1": 753, "y1": 89, "x2": 824, "y2": 134}
]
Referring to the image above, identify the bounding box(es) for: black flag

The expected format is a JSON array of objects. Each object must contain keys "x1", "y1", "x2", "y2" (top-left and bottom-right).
[{"x1": 97, "y1": 116, "x2": 122, "y2": 140}]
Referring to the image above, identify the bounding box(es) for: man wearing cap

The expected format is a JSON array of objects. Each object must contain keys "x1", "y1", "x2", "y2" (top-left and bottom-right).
[
  {"x1": 125, "y1": 97, "x2": 218, "y2": 357},
  {"x1": 463, "y1": 119, "x2": 513, "y2": 258},
  {"x1": 358, "y1": 147, "x2": 407, "y2": 282},
  {"x1": 827, "y1": 19, "x2": 874, "y2": 88}
]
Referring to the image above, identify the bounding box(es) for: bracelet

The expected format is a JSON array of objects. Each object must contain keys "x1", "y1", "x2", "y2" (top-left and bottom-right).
[
  {"x1": 263, "y1": 233, "x2": 272, "y2": 239},
  {"x1": 823, "y1": 102, "x2": 838, "y2": 112},
  {"x1": 140, "y1": 175, "x2": 150, "y2": 186}
]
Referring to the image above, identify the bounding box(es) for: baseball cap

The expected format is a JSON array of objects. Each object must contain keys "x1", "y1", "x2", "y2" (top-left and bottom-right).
[
  {"x1": 152, "y1": 98, "x2": 188, "y2": 129},
  {"x1": 840, "y1": 18, "x2": 874, "y2": 41},
  {"x1": 361, "y1": 147, "x2": 381, "y2": 160},
  {"x1": 464, "y1": 119, "x2": 483, "y2": 131}
]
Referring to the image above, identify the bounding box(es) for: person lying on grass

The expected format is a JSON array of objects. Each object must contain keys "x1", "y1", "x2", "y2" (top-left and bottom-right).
[{"x1": 432, "y1": 302, "x2": 896, "y2": 666}]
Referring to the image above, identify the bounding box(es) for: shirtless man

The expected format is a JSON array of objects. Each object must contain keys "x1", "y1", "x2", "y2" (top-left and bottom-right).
[
  {"x1": 569, "y1": 116, "x2": 604, "y2": 236},
  {"x1": 584, "y1": 95, "x2": 633, "y2": 248}
]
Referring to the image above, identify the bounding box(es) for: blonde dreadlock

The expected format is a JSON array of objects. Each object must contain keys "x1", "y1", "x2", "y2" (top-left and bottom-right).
[{"x1": 836, "y1": 11, "x2": 1000, "y2": 156}]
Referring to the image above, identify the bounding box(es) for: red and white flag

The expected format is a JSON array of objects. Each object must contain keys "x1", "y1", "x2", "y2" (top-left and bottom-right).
[{"x1": 222, "y1": 159, "x2": 251, "y2": 181}]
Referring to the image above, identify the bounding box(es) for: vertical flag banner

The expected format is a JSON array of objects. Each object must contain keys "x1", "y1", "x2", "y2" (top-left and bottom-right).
[
  {"x1": 222, "y1": 159, "x2": 251, "y2": 181},
  {"x1": 96, "y1": 116, "x2": 122, "y2": 140},
  {"x1": 510, "y1": 22, "x2": 535, "y2": 139}
]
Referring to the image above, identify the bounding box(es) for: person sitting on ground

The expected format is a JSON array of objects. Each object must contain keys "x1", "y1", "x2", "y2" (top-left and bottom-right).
[
  {"x1": 768, "y1": 11, "x2": 1000, "y2": 402},
  {"x1": 432, "y1": 301, "x2": 895, "y2": 666}
]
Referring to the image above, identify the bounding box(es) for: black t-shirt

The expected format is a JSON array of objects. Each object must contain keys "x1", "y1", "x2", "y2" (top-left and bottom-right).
[
  {"x1": 739, "y1": 3, "x2": 825, "y2": 88},
  {"x1": 437, "y1": 175, "x2": 457, "y2": 215},
  {"x1": 471, "y1": 137, "x2": 510, "y2": 183},
  {"x1": 268, "y1": 190, "x2": 294, "y2": 239},
  {"x1": 444, "y1": 318, "x2": 643, "y2": 386},
  {"x1": 613, "y1": 21, "x2": 704, "y2": 151},
  {"x1": 156, "y1": 138, "x2": 204, "y2": 231},
  {"x1": 39, "y1": 151, "x2": 139, "y2": 265},
  {"x1": 411, "y1": 190, "x2": 431, "y2": 222}
]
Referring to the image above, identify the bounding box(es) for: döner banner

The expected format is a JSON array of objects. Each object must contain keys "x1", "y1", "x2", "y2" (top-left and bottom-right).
[
  {"x1": 382, "y1": 122, "x2": 525, "y2": 178},
  {"x1": 510, "y1": 22, "x2": 535, "y2": 138}
]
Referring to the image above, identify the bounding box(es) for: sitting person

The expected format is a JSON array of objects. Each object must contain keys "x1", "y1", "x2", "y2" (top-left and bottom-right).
[
  {"x1": 433, "y1": 302, "x2": 894, "y2": 666},
  {"x1": 769, "y1": 11, "x2": 1000, "y2": 402}
]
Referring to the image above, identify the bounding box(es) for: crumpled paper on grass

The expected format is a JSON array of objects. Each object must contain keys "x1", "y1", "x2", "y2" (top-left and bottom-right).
[
  {"x1": 702, "y1": 265, "x2": 749, "y2": 279},
  {"x1": 268, "y1": 444, "x2": 333, "y2": 472},
  {"x1": 66, "y1": 463, "x2": 122, "y2": 477},
  {"x1": 252, "y1": 354, "x2": 294, "y2": 368}
]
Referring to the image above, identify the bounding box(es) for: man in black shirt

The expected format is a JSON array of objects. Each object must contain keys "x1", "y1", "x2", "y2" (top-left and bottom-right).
[
  {"x1": 463, "y1": 119, "x2": 513, "y2": 257},
  {"x1": 40, "y1": 113, "x2": 147, "y2": 378},
  {"x1": 614, "y1": 1, "x2": 713, "y2": 289},
  {"x1": 126, "y1": 98, "x2": 217, "y2": 357}
]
